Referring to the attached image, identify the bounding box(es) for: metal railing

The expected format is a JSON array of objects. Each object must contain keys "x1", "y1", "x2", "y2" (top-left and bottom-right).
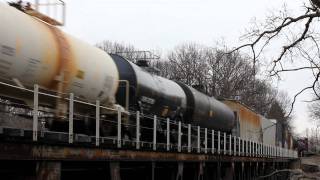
[
  {"x1": 33, "y1": 0, "x2": 65, "y2": 25},
  {"x1": 6, "y1": 0, "x2": 65, "y2": 25},
  {"x1": 0, "y1": 81, "x2": 298, "y2": 159}
]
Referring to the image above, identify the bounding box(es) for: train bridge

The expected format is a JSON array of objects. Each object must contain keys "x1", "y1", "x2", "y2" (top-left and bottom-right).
[{"x1": 0, "y1": 81, "x2": 298, "y2": 180}]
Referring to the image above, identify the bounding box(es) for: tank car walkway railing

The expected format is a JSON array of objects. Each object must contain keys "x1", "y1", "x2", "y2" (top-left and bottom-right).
[
  {"x1": 6, "y1": 0, "x2": 65, "y2": 26},
  {"x1": 0, "y1": 82, "x2": 298, "y2": 159}
]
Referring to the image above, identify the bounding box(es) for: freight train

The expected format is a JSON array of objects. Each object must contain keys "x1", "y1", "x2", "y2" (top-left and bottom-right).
[
  {"x1": 0, "y1": 2, "x2": 234, "y2": 132},
  {"x1": 0, "y1": 2, "x2": 290, "y2": 148}
]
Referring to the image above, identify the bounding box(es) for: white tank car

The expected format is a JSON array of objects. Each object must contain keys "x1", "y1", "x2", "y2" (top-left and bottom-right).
[{"x1": 0, "y1": 3, "x2": 119, "y2": 106}]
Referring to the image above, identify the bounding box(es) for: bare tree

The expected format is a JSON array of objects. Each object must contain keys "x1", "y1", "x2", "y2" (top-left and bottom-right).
[
  {"x1": 267, "y1": 91, "x2": 294, "y2": 146},
  {"x1": 308, "y1": 86, "x2": 320, "y2": 123},
  {"x1": 244, "y1": 79, "x2": 277, "y2": 116},
  {"x1": 309, "y1": 101, "x2": 320, "y2": 122},
  {"x1": 204, "y1": 48, "x2": 278, "y2": 115},
  {"x1": 167, "y1": 43, "x2": 209, "y2": 90},
  {"x1": 232, "y1": 0, "x2": 320, "y2": 116},
  {"x1": 205, "y1": 49, "x2": 254, "y2": 97},
  {"x1": 150, "y1": 60, "x2": 172, "y2": 78},
  {"x1": 165, "y1": 42, "x2": 279, "y2": 115},
  {"x1": 96, "y1": 40, "x2": 137, "y2": 61}
]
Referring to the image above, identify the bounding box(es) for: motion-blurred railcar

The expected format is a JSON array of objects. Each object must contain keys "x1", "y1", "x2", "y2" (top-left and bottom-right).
[
  {"x1": 223, "y1": 100, "x2": 293, "y2": 149},
  {"x1": 0, "y1": 2, "x2": 235, "y2": 134}
]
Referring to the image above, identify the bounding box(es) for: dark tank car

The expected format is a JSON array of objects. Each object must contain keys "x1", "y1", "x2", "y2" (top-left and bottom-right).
[{"x1": 111, "y1": 54, "x2": 235, "y2": 132}]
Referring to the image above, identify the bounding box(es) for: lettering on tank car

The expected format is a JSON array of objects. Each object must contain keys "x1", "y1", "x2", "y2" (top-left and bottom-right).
[
  {"x1": 0, "y1": 59, "x2": 12, "y2": 76},
  {"x1": 0, "y1": 71, "x2": 10, "y2": 81},
  {"x1": 141, "y1": 96, "x2": 155, "y2": 105},
  {"x1": 0, "y1": 59, "x2": 12, "y2": 66},
  {"x1": 1, "y1": 45, "x2": 15, "y2": 56},
  {"x1": 140, "y1": 96, "x2": 155, "y2": 112},
  {"x1": 21, "y1": 58, "x2": 40, "y2": 80}
]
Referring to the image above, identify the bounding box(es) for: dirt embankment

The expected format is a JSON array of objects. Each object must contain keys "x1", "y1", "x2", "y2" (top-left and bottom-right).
[{"x1": 299, "y1": 155, "x2": 320, "y2": 179}]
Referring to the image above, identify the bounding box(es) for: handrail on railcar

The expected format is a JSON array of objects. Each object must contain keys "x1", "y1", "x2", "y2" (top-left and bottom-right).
[{"x1": 8, "y1": 0, "x2": 65, "y2": 26}]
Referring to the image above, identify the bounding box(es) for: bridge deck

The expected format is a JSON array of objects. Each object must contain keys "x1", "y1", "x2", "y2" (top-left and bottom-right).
[
  {"x1": 0, "y1": 141, "x2": 290, "y2": 162},
  {"x1": 0, "y1": 127, "x2": 291, "y2": 162}
]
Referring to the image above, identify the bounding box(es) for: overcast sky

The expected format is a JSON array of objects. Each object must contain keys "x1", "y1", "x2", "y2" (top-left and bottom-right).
[{"x1": 3, "y1": 0, "x2": 315, "y2": 135}]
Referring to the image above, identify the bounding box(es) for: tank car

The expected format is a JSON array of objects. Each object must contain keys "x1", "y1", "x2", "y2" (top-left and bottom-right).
[
  {"x1": 111, "y1": 54, "x2": 187, "y2": 120},
  {"x1": 111, "y1": 55, "x2": 235, "y2": 132},
  {"x1": 0, "y1": 3, "x2": 119, "y2": 107},
  {"x1": 177, "y1": 83, "x2": 235, "y2": 131},
  {"x1": 0, "y1": 3, "x2": 120, "y2": 133}
]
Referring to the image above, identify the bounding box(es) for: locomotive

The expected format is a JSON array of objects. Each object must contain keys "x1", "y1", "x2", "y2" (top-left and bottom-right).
[{"x1": 0, "y1": 2, "x2": 235, "y2": 139}]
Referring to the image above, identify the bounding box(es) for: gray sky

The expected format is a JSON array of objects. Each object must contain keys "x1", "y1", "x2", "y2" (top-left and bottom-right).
[
  {"x1": 3, "y1": 0, "x2": 315, "y2": 135},
  {"x1": 62, "y1": 0, "x2": 298, "y2": 49}
]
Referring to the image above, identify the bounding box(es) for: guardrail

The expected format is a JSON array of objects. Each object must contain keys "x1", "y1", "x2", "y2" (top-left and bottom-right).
[{"x1": 0, "y1": 81, "x2": 298, "y2": 159}]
